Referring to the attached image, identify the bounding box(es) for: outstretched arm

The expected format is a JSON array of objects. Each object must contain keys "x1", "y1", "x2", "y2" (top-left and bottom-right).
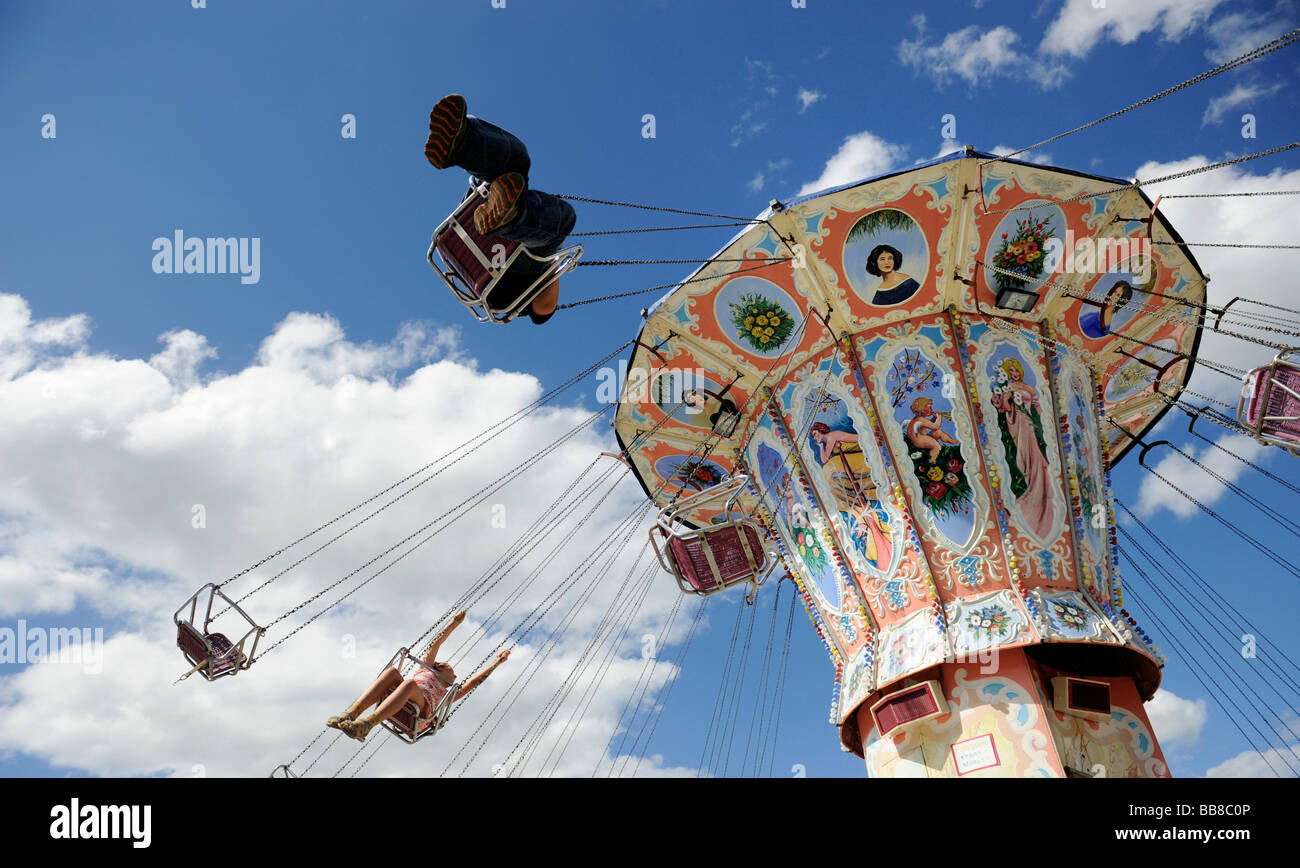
[
  {"x1": 422, "y1": 610, "x2": 467, "y2": 666},
  {"x1": 452, "y1": 649, "x2": 510, "y2": 703}
]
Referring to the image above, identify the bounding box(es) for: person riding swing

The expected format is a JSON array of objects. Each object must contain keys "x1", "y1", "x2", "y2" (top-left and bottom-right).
[
  {"x1": 326, "y1": 610, "x2": 510, "y2": 741},
  {"x1": 425, "y1": 94, "x2": 578, "y2": 324}
]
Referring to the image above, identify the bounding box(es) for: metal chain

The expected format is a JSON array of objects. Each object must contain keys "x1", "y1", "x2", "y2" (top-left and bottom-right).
[
  {"x1": 254, "y1": 407, "x2": 613, "y2": 656},
  {"x1": 348, "y1": 729, "x2": 395, "y2": 778},
  {"x1": 983, "y1": 28, "x2": 1300, "y2": 165},
  {"x1": 1138, "y1": 462, "x2": 1300, "y2": 580},
  {"x1": 443, "y1": 506, "x2": 655, "y2": 776},
  {"x1": 510, "y1": 556, "x2": 661, "y2": 776},
  {"x1": 284, "y1": 728, "x2": 331, "y2": 774},
  {"x1": 1152, "y1": 240, "x2": 1300, "y2": 249},
  {"x1": 211, "y1": 339, "x2": 631, "y2": 597},
  {"x1": 1188, "y1": 424, "x2": 1300, "y2": 496},
  {"x1": 301, "y1": 731, "x2": 345, "y2": 776},
  {"x1": 624, "y1": 597, "x2": 710, "y2": 777},
  {"x1": 554, "y1": 193, "x2": 762, "y2": 223},
  {"x1": 576, "y1": 256, "x2": 782, "y2": 266},
  {"x1": 979, "y1": 258, "x2": 1300, "y2": 345},
  {"x1": 1165, "y1": 442, "x2": 1300, "y2": 537},
  {"x1": 1161, "y1": 190, "x2": 1300, "y2": 198},
  {"x1": 598, "y1": 588, "x2": 689, "y2": 774},
  {"x1": 405, "y1": 459, "x2": 614, "y2": 660},
  {"x1": 555, "y1": 257, "x2": 793, "y2": 309},
  {"x1": 763, "y1": 583, "x2": 798, "y2": 778},
  {"x1": 982, "y1": 142, "x2": 1300, "y2": 215},
  {"x1": 571, "y1": 222, "x2": 754, "y2": 237}
]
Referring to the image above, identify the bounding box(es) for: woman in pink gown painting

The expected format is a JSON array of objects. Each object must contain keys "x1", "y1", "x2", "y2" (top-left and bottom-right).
[{"x1": 990, "y1": 358, "x2": 1056, "y2": 538}]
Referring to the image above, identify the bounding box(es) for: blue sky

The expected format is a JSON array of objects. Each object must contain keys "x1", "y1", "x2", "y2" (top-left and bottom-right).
[{"x1": 1, "y1": 0, "x2": 1298, "y2": 777}]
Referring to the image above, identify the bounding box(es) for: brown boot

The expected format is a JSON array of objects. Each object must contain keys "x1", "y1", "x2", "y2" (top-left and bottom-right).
[
  {"x1": 425, "y1": 94, "x2": 468, "y2": 169},
  {"x1": 475, "y1": 172, "x2": 524, "y2": 235}
]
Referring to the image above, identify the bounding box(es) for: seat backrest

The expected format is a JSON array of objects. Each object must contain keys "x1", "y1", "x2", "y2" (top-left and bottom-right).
[
  {"x1": 1244, "y1": 365, "x2": 1300, "y2": 439},
  {"x1": 667, "y1": 523, "x2": 765, "y2": 592},
  {"x1": 177, "y1": 621, "x2": 209, "y2": 664},
  {"x1": 435, "y1": 194, "x2": 521, "y2": 294}
]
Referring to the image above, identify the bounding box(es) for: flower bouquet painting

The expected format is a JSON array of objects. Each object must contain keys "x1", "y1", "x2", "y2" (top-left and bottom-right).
[
  {"x1": 729, "y1": 292, "x2": 795, "y2": 353},
  {"x1": 990, "y1": 217, "x2": 1055, "y2": 290}
]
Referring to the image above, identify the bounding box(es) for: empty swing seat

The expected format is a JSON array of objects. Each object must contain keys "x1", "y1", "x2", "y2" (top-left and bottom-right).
[
  {"x1": 176, "y1": 621, "x2": 247, "y2": 679},
  {"x1": 173, "y1": 583, "x2": 264, "y2": 681},
  {"x1": 650, "y1": 474, "x2": 773, "y2": 602},
  {"x1": 428, "y1": 184, "x2": 582, "y2": 323},
  {"x1": 665, "y1": 523, "x2": 767, "y2": 594},
  {"x1": 1238, "y1": 352, "x2": 1300, "y2": 455}
]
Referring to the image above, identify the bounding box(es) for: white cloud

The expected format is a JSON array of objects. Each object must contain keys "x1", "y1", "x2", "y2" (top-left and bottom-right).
[
  {"x1": 1206, "y1": 746, "x2": 1300, "y2": 776},
  {"x1": 797, "y1": 131, "x2": 909, "y2": 196},
  {"x1": 797, "y1": 88, "x2": 824, "y2": 114},
  {"x1": 1204, "y1": 4, "x2": 1297, "y2": 63},
  {"x1": 148, "y1": 329, "x2": 218, "y2": 391},
  {"x1": 1041, "y1": 0, "x2": 1225, "y2": 58},
  {"x1": 935, "y1": 139, "x2": 965, "y2": 159},
  {"x1": 1135, "y1": 432, "x2": 1268, "y2": 518},
  {"x1": 1123, "y1": 153, "x2": 1300, "y2": 516},
  {"x1": 1146, "y1": 688, "x2": 1209, "y2": 745},
  {"x1": 990, "y1": 144, "x2": 1054, "y2": 165},
  {"x1": 748, "y1": 171, "x2": 765, "y2": 193},
  {"x1": 899, "y1": 25, "x2": 1028, "y2": 87},
  {"x1": 1201, "y1": 82, "x2": 1284, "y2": 126},
  {"x1": 0, "y1": 294, "x2": 701, "y2": 777}
]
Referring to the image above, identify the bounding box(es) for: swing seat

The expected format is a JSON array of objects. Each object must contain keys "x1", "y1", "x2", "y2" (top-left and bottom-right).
[
  {"x1": 174, "y1": 583, "x2": 264, "y2": 681},
  {"x1": 427, "y1": 183, "x2": 582, "y2": 323},
  {"x1": 663, "y1": 523, "x2": 767, "y2": 593},
  {"x1": 649, "y1": 474, "x2": 773, "y2": 602},
  {"x1": 378, "y1": 648, "x2": 458, "y2": 744},
  {"x1": 1238, "y1": 351, "x2": 1300, "y2": 455}
]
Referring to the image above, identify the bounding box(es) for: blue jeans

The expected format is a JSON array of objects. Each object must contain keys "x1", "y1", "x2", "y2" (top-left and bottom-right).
[{"x1": 453, "y1": 117, "x2": 576, "y2": 257}]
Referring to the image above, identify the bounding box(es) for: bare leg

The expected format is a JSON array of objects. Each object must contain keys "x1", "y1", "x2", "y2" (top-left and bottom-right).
[
  {"x1": 328, "y1": 666, "x2": 403, "y2": 729},
  {"x1": 913, "y1": 434, "x2": 942, "y2": 462},
  {"x1": 342, "y1": 679, "x2": 426, "y2": 741},
  {"x1": 371, "y1": 680, "x2": 425, "y2": 722},
  {"x1": 531, "y1": 280, "x2": 560, "y2": 316},
  {"x1": 352, "y1": 666, "x2": 404, "y2": 714}
]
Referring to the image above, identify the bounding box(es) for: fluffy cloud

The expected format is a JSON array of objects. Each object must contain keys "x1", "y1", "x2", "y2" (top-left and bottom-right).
[
  {"x1": 1127, "y1": 154, "x2": 1300, "y2": 517},
  {"x1": 1203, "y1": 4, "x2": 1297, "y2": 63},
  {"x1": 0, "y1": 295, "x2": 700, "y2": 777},
  {"x1": 1201, "y1": 82, "x2": 1284, "y2": 126},
  {"x1": 1206, "y1": 745, "x2": 1300, "y2": 776},
  {"x1": 899, "y1": 24, "x2": 1044, "y2": 88},
  {"x1": 1146, "y1": 688, "x2": 1209, "y2": 746},
  {"x1": 1041, "y1": 0, "x2": 1225, "y2": 58},
  {"x1": 1135, "y1": 433, "x2": 1269, "y2": 518},
  {"x1": 797, "y1": 131, "x2": 909, "y2": 196},
  {"x1": 990, "y1": 144, "x2": 1054, "y2": 165}
]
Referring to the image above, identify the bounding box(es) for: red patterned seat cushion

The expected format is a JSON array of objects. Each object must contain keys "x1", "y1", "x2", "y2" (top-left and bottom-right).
[{"x1": 666, "y1": 524, "x2": 765, "y2": 592}]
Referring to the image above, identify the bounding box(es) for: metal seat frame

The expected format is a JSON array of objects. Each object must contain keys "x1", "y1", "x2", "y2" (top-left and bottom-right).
[
  {"x1": 1237, "y1": 349, "x2": 1300, "y2": 456},
  {"x1": 174, "y1": 583, "x2": 264, "y2": 681},
  {"x1": 649, "y1": 474, "x2": 774, "y2": 603},
  {"x1": 427, "y1": 182, "x2": 583, "y2": 324},
  {"x1": 379, "y1": 647, "x2": 459, "y2": 744}
]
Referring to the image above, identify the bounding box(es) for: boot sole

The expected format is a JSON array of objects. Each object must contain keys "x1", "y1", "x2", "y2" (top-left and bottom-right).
[
  {"x1": 475, "y1": 173, "x2": 524, "y2": 235},
  {"x1": 426, "y1": 94, "x2": 466, "y2": 169}
]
